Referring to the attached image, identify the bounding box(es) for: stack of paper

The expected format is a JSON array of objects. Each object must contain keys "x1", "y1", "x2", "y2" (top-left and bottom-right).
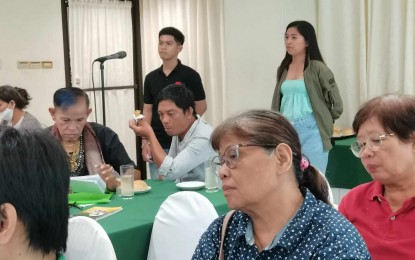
[{"x1": 70, "y1": 175, "x2": 106, "y2": 194}]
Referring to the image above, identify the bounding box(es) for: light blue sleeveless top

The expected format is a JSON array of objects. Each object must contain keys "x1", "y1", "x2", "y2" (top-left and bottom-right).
[{"x1": 280, "y1": 80, "x2": 313, "y2": 121}]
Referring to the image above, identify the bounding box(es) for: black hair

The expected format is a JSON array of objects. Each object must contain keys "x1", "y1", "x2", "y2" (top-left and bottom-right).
[
  {"x1": 159, "y1": 27, "x2": 185, "y2": 45},
  {"x1": 0, "y1": 126, "x2": 70, "y2": 255},
  {"x1": 0, "y1": 85, "x2": 32, "y2": 109},
  {"x1": 277, "y1": 20, "x2": 325, "y2": 81},
  {"x1": 211, "y1": 110, "x2": 331, "y2": 205},
  {"x1": 155, "y1": 83, "x2": 197, "y2": 116},
  {"x1": 53, "y1": 87, "x2": 90, "y2": 109}
]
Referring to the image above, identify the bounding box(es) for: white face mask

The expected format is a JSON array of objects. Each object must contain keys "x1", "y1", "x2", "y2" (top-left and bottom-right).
[{"x1": 0, "y1": 103, "x2": 15, "y2": 125}]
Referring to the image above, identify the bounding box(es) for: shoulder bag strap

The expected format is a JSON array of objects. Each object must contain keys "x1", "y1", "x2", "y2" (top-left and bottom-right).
[{"x1": 218, "y1": 210, "x2": 236, "y2": 260}]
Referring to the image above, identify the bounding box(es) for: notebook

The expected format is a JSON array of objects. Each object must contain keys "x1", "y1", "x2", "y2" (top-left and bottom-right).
[{"x1": 72, "y1": 206, "x2": 123, "y2": 221}]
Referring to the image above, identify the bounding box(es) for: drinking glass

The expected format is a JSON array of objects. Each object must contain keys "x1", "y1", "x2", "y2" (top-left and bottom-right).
[
  {"x1": 120, "y1": 164, "x2": 134, "y2": 199},
  {"x1": 204, "y1": 159, "x2": 218, "y2": 193},
  {"x1": 116, "y1": 183, "x2": 122, "y2": 197}
]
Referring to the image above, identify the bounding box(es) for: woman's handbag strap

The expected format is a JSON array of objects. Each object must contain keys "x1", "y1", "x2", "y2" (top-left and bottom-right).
[{"x1": 218, "y1": 210, "x2": 236, "y2": 260}]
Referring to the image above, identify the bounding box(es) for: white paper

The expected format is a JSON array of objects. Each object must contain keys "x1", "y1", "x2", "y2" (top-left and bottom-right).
[{"x1": 70, "y1": 175, "x2": 106, "y2": 193}]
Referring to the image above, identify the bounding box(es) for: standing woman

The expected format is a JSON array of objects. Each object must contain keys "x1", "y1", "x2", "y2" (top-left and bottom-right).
[
  {"x1": 271, "y1": 21, "x2": 343, "y2": 173},
  {"x1": 0, "y1": 85, "x2": 42, "y2": 130}
]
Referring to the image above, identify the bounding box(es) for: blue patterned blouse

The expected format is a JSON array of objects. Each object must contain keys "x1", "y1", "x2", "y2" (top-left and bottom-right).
[{"x1": 192, "y1": 189, "x2": 371, "y2": 259}]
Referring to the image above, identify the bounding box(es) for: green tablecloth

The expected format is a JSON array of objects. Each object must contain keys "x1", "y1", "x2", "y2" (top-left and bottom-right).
[
  {"x1": 326, "y1": 137, "x2": 372, "y2": 189},
  {"x1": 70, "y1": 180, "x2": 229, "y2": 260}
]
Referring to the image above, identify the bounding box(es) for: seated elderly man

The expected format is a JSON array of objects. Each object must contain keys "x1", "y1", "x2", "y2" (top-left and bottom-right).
[
  {"x1": 130, "y1": 83, "x2": 216, "y2": 182},
  {"x1": 0, "y1": 126, "x2": 69, "y2": 260},
  {"x1": 49, "y1": 87, "x2": 140, "y2": 191}
]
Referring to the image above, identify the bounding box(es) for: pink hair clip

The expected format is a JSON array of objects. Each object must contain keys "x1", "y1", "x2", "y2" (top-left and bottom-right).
[
  {"x1": 175, "y1": 81, "x2": 183, "y2": 85},
  {"x1": 300, "y1": 157, "x2": 309, "y2": 172}
]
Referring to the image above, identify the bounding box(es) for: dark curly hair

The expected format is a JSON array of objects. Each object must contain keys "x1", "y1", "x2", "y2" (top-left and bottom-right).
[{"x1": 0, "y1": 85, "x2": 32, "y2": 109}]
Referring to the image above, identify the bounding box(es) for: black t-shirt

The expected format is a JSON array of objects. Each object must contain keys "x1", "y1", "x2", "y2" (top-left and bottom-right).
[{"x1": 143, "y1": 60, "x2": 205, "y2": 148}]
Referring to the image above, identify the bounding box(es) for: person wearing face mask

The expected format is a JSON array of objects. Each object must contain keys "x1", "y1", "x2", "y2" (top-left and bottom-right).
[{"x1": 0, "y1": 85, "x2": 42, "y2": 130}]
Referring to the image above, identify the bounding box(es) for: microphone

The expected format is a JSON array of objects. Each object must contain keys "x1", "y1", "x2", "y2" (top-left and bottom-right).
[{"x1": 94, "y1": 51, "x2": 127, "y2": 62}]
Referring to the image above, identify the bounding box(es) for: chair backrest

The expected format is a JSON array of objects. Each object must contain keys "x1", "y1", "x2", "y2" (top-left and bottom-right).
[
  {"x1": 318, "y1": 170, "x2": 335, "y2": 206},
  {"x1": 147, "y1": 191, "x2": 219, "y2": 260},
  {"x1": 64, "y1": 216, "x2": 116, "y2": 260}
]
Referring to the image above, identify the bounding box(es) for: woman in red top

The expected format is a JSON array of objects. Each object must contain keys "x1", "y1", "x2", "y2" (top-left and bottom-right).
[{"x1": 339, "y1": 93, "x2": 415, "y2": 259}]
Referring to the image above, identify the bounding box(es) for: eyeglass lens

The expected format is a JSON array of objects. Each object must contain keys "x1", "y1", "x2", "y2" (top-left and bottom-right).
[
  {"x1": 351, "y1": 134, "x2": 385, "y2": 157},
  {"x1": 212, "y1": 144, "x2": 240, "y2": 170}
]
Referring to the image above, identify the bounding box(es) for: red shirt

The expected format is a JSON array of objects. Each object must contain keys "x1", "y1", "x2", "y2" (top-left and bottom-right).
[{"x1": 339, "y1": 181, "x2": 415, "y2": 259}]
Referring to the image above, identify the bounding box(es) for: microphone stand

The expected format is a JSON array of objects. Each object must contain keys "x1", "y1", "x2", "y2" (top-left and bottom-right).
[
  {"x1": 94, "y1": 51, "x2": 126, "y2": 126},
  {"x1": 99, "y1": 61, "x2": 106, "y2": 126}
]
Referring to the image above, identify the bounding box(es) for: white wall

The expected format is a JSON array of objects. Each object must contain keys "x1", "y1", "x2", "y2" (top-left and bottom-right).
[
  {"x1": 0, "y1": 0, "x2": 65, "y2": 127},
  {"x1": 223, "y1": 0, "x2": 318, "y2": 117}
]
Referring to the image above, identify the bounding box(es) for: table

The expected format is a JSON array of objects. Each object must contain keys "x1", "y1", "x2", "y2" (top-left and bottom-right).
[
  {"x1": 70, "y1": 180, "x2": 229, "y2": 260},
  {"x1": 326, "y1": 136, "x2": 372, "y2": 189}
]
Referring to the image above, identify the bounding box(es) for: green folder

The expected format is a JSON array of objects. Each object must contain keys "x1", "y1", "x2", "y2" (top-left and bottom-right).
[{"x1": 68, "y1": 192, "x2": 113, "y2": 205}]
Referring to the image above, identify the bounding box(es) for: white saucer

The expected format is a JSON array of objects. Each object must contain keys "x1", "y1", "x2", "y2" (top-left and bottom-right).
[
  {"x1": 176, "y1": 181, "x2": 205, "y2": 191},
  {"x1": 134, "y1": 186, "x2": 151, "y2": 194}
]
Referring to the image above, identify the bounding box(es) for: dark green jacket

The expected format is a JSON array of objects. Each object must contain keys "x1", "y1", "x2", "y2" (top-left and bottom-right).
[{"x1": 271, "y1": 60, "x2": 343, "y2": 150}]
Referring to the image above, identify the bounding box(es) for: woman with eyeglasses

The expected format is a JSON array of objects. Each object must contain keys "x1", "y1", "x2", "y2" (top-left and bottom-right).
[
  {"x1": 339, "y1": 93, "x2": 415, "y2": 259},
  {"x1": 192, "y1": 110, "x2": 370, "y2": 259}
]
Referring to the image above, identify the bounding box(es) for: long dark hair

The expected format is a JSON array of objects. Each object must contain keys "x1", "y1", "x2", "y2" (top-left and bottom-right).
[
  {"x1": 211, "y1": 109, "x2": 331, "y2": 205},
  {"x1": 277, "y1": 21, "x2": 325, "y2": 81}
]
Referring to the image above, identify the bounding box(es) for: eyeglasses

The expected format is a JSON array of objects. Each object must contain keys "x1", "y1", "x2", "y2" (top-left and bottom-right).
[
  {"x1": 350, "y1": 133, "x2": 394, "y2": 158},
  {"x1": 211, "y1": 144, "x2": 276, "y2": 172}
]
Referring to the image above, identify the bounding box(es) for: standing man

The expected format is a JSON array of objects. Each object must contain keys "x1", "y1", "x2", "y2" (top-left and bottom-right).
[{"x1": 142, "y1": 27, "x2": 207, "y2": 179}]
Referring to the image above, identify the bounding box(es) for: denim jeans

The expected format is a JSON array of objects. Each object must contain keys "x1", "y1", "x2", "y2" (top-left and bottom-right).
[
  {"x1": 292, "y1": 114, "x2": 328, "y2": 174},
  {"x1": 148, "y1": 148, "x2": 170, "y2": 179}
]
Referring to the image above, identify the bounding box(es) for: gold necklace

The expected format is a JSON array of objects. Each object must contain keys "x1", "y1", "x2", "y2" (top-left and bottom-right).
[{"x1": 65, "y1": 140, "x2": 81, "y2": 172}]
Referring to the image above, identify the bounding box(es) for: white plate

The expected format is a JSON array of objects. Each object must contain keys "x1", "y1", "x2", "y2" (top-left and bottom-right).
[
  {"x1": 134, "y1": 186, "x2": 151, "y2": 194},
  {"x1": 176, "y1": 181, "x2": 205, "y2": 191}
]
